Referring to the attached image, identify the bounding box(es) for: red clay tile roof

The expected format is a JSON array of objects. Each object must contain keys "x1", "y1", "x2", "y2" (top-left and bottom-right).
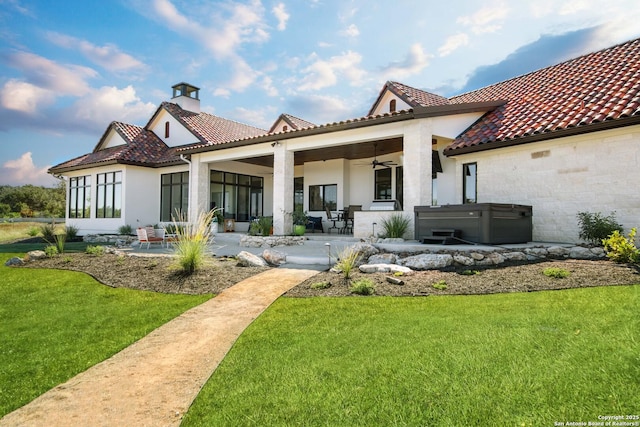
[
  {"x1": 387, "y1": 81, "x2": 451, "y2": 108},
  {"x1": 161, "y1": 102, "x2": 266, "y2": 145},
  {"x1": 268, "y1": 113, "x2": 316, "y2": 133},
  {"x1": 49, "y1": 122, "x2": 181, "y2": 173},
  {"x1": 444, "y1": 37, "x2": 640, "y2": 154}
]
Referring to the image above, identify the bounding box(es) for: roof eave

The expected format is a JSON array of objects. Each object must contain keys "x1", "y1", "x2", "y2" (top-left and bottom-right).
[
  {"x1": 443, "y1": 115, "x2": 640, "y2": 156},
  {"x1": 179, "y1": 110, "x2": 417, "y2": 155},
  {"x1": 414, "y1": 100, "x2": 506, "y2": 118}
]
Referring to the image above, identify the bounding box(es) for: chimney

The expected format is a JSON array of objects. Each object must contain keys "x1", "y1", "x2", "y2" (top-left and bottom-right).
[{"x1": 171, "y1": 82, "x2": 200, "y2": 113}]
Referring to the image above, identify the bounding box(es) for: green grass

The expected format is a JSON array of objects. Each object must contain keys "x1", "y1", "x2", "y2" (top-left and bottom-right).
[
  {"x1": 183, "y1": 286, "x2": 640, "y2": 426},
  {"x1": 0, "y1": 253, "x2": 211, "y2": 417}
]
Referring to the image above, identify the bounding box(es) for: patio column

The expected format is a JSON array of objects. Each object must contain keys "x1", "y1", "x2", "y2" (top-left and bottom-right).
[
  {"x1": 188, "y1": 154, "x2": 210, "y2": 223},
  {"x1": 402, "y1": 120, "x2": 433, "y2": 232},
  {"x1": 272, "y1": 143, "x2": 294, "y2": 235}
]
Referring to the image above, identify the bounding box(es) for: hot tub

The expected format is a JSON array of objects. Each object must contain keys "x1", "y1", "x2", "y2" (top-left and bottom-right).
[{"x1": 414, "y1": 203, "x2": 532, "y2": 245}]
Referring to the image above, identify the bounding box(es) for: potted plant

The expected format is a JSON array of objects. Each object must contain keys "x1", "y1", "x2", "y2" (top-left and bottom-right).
[{"x1": 292, "y1": 209, "x2": 308, "y2": 236}]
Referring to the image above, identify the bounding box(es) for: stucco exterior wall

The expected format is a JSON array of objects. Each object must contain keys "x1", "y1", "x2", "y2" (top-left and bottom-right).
[{"x1": 448, "y1": 126, "x2": 640, "y2": 243}]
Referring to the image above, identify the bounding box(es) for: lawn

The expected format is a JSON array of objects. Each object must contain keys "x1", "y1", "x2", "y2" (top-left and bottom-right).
[
  {"x1": 183, "y1": 286, "x2": 640, "y2": 426},
  {"x1": 0, "y1": 253, "x2": 211, "y2": 417}
]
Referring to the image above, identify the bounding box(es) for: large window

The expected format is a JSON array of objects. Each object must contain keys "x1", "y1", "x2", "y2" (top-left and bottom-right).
[
  {"x1": 161, "y1": 171, "x2": 189, "y2": 221},
  {"x1": 96, "y1": 171, "x2": 122, "y2": 218},
  {"x1": 463, "y1": 163, "x2": 477, "y2": 204},
  {"x1": 294, "y1": 177, "x2": 304, "y2": 212},
  {"x1": 374, "y1": 168, "x2": 392, "y2": 200},
  {"x1": 309, "y1": 184, "x2": 337, "y2": 211},
  {"x1": 69, "y1": 175, "x2": 91, "y2": 218},
  {"x1": 210, "y1": 171, "x2": 263, "y2": 221}
]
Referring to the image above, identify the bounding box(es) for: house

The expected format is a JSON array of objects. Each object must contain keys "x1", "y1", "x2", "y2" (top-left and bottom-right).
[{"x1": 50, "y1": 38, "x2": 640, "y2": 243}]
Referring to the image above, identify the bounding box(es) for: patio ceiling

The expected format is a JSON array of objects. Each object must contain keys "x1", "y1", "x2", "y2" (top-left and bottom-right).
[{"x1": 238, "y1": 137, "x2": 404, "y2": 168}]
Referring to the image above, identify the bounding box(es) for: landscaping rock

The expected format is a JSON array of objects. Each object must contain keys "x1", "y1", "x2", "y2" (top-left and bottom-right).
[
  {"x1": 349, "y1": 242, "x2": 379, "y2": 259},
  {"x1": 525, "y1": 247, "x2": 549, "y2": 259},
  {"x1": 470, "y1": 252, "x2": 485, "y2": 261},
  {"x1": 589, "y1": 247, "x2": 606, "y2": 258},
  {"x1": 569, "y1": 246, "x2": 596, "y2": 259},
  {"x1": 377, "y1": 238, "x2": 405, "y2": 244},
  {"x1": 367, "y1": 253, "x2": 399, "y2": 265},
  {"x1": 262, "y1": 249, "x2": 287, "y2": 266},
  {"x1": 547, "y1": 246, "x2": 571, "y2": 257},
  {"x1": 236, "y1": 251, "x2": 268, "y2": 267},
  {"x1": 400, "y1": 254, "x2": 453, "y2": 270},
  {"x1": 359, "y1": 263, "x2": 413, "y2": 275},
  {"x1": 453, "y1": 254, "x2": 475, "y2": 266},
  {"x1": 5, "y1": 257, "x2": 23, "y2": 266},
  {"x1": 386, "y1": 276, "x2": 404, "y2": 285},
  {"x1": 475, "y1": 252, "x2": 506, "y2": 266},
  {"x1": 502, "y1": 252, "x2": 528, "y2": 262},
  {"x1": 25, "y1": 250, "x2": 47, "y2": 261}
]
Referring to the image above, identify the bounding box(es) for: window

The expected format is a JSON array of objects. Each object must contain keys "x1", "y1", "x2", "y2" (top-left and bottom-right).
[
  {"x1": 294, "y1": 177, "x2": 304, "y2": 212},
  {"x1": 463, "y1": 163, "x2": 477, "y2": 204},
  {"x1": 161, "y1": 172, "x2": 189, "y2": 221},
  {"x1": 165, "y1": 121, "x2": 170, "y2": 138},
  {"x1": 282, "y1": 125, "x2": 288, "y2": 131},
  {"x1": 96, "y1": 171, "x2": 122, "y2": 218},
  {"x1": 389, "y1": 99, "x2": 396, "y2": 112},
  {"x1": 374, "y1": 168, "x2": 392, "y2": 199},
  {"x1": 210, "y1": 171, "x2": 263, "y2": 221},
  {"x1": 309, "y1": 184, "x2": 337, "y2": 211},
  {"x1": 69, "y1": 175, "x2": 91, "y2": 218}
]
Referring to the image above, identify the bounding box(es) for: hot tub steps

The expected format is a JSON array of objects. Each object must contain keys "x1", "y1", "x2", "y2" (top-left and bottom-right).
[{"x1": 422, "y1": 228, "x2": 461, "y2": 245}]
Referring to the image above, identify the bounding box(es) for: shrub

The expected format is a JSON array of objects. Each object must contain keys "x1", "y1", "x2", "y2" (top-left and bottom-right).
[
  {"x1": 334, "y1": 246, "x2": 362, "y2": 280},
  {"x1": 543, "y1": 267, "x2": 571, "y2": 279},
  {"x1": 432, "y1": 280, "x2": 448, "y2": 290},
  {"x1": 248, "y1": 220, "x2": 261, "y2": 236},
  {"x1": 380, "y1": 214, "x2": 411, "y2": 239},
  {"x1": 258, "y1": 216, "x2": 273, "y2": 236},
  {"x1": 602, "y1": 228, "x2": 640, "y2": 264},
  {"x1": 118, "y1": 224, "x2": 133, "y2": 235},
  {"x1": 44, "y1": 245, "x2": 58, "y2": 257},
  {"x1": 171, "y1": 209, "x2": 218, "y2": 274},
  {"x1": 40, "y1": 221, "x2": 57, "y2": 243},
  {"x1": 52, "y1": 233, "x2": 66, "y2": 254},
  {"x1": 459, "y1": 269, "x2": 480, "y2": 276},
  {"x1": 86, "y1": 245, "x2": 106, "y2": 256},
  {"x1": 350, "y1": 278, "x2": 375, "y2": 295},
  {"x1": 577, "y1": 211, "x2": 623, "y2": 245},
  {"x1": 65, "y1": 225, "x2": 79, "y2": 241},
  {"x1": 310, "y1": 281, "x2": 331, "y2": 290},
  {"x1": 27, "y1": 226, "x2": 39, "y2": 237}
]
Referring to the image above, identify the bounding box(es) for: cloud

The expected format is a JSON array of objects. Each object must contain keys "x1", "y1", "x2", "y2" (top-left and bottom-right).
[
  {"x1": 286, "y1": 94, "x2": 354, "y2": 124},
  {"x1": 455, "y1": 27, "x2": 600, "y2": 95},
  {"x1": 4, "y1": 51, "x2": 96, "y2": 97},
  {"x1": 457, "y1": 2, "x2": 509, "y2": 34},
  {"x1": 1, "y1": 152, "x2": 56, "y2": 186},
  {"x1": 230, "y1": 105, "x2": 278, "y2": 129},
  {"x1": 272, "y1": 3, "x2": 289, "y2": 31},
  {"x1": 151, "y1": 0, "x2": 269, "y2": 59},
  {"x1": 438, "y1": 33, "x2": 470, "y2": 57},
  {"x1": 380, "y1": 43, "x2": 431, "y2": 80},
  {"x1": 340, "y1": 24, "x2": 360, "y2": 38},
  {"x1": 0, "y1": 79, "x2": 55, "y2": 113},
  {"x1": 69, "y1": 85, "x2": 157, "y2": 131},
  {"x1": 46, "y1": 32, "x2": 147, "y2": 74},
  {"x1": 298, "y1": 51, "x2": 366, "y2": 91}
]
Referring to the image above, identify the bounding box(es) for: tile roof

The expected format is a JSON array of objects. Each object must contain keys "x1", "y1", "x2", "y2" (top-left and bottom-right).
[
  {"x1": 268, "y1": 113, "x2": 316, "y2": 133},
  {"x1": 444, "y1": 37, "x2": 640, "y2": 154},
  {"x1": 161, "y1": 102, "x2": 266, "y2": 145},
  {"x1": 387, "y1": 81, "x2": 451, "y2": 108},
  {"x1": 49, "y1": 122, "x2": 181, "y2": 173}
]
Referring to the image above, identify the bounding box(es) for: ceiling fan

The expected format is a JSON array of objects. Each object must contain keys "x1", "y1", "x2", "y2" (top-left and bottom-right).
[{"x1": 363, "y1": 143, "x2": 397, "y2": 168}]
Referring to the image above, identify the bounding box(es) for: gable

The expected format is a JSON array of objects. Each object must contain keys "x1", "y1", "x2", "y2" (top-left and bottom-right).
[
  {"x1": 147, "y1": 109, "x2": 199, "y2": 147},
  {"x1": 369, "y1": 90, "x2": 412, "y2": 116},
  {"x1": 98, "y1": 128, "x2": 127, "y2": 150}
]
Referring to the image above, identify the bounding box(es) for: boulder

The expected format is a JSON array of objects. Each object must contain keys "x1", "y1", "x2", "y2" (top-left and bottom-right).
[
  {"x1": 25, "y1": 250, "x2": 46, "y2": 261},
  {"x1": 475, "y1": 252, "x2": 505, "y2": 266},
  {"x1": 502, "y1": 251, "x2": 528, "y2": 262},
  {"x1": 401, "y1": 254, "x2": 453, "y2": 270},
  {"x1": 547, "y1": 246, "x2": 570, "y2": 258},
  {"x1": 589, "y1": 247, "x2": 606, "y2": 258},
  {"x1": 453, "y1": 254, "x2": 475, "y2": 266},
  {"x1": 4, "y1": 257, "x2": 24, "y2": 266},
  {"x1": 367, "y1": 253, "x2": 398, "y2": 265},
  {"x1": 236, "y1": 251, "x2": 268, "y2": 267},
  {"x1": 349, "y1": 242, "x2": 379, "y2": 259},
  {"x1": 359, "y1": 263, "x2": 413, "y2": 275},
  {"x1": 569, "y1": 246, "x2": 596, "y2": 259},
  {"x1": 262, "y1": 249, "x2": 287, "y2": 266}
]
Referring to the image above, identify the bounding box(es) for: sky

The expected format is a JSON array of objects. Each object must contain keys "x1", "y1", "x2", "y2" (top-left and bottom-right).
[{"x1": 1, "y1": 0, "x2": 640, "y2": 187}]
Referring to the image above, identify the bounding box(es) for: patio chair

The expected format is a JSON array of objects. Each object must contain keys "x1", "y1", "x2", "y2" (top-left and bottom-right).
[
  {"x1": 343, "y1": 205, "x2": 362, "y2": 235},
  {"x1": 325, "y1": 207, "x2": 342, "y2": 234},
  {"x1": 136, "y1": 227, "x2": 164, "y2": 249},
  {"x1": 306, "y1": 216, "x2": 323, "y2": 233}
]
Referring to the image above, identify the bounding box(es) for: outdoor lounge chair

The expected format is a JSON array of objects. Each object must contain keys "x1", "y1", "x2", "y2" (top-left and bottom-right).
[{"x1": 136, "y1": 227, "x2": 164, "y2": 249}]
